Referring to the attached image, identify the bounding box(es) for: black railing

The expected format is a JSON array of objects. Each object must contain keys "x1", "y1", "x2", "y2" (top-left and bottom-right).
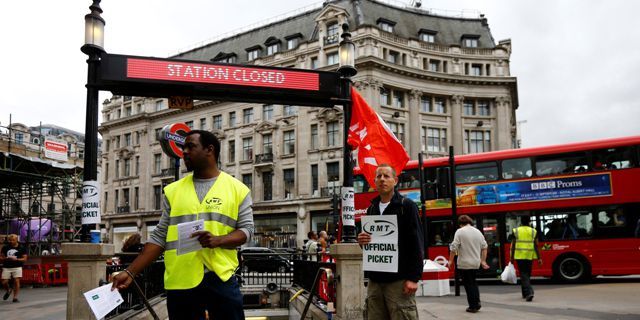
[
  {"x1": 320, "y1": 185, "x2": 342, "y2": 197},
  {"x1": 160, "y1": 168, "x2": 175, "y2": 177},
  {"x1": 292, "y1": 257, "x2": 336, "y2": 304},
  {"x1": 254, "y1": 153, "x2": 273, "y2": 164},
  {"x1": 116, "y1": 206, "x2": 130, "y2": 213},
  {"x1": 105, "y1": 259, "x2": 165, "y2": 319},
  {"x1": 236, "y1": 250, "x2": 294, "y2": 288}
]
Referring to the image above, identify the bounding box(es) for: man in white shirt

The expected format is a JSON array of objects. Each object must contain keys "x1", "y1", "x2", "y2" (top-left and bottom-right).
[{"x1": 448, "y1": 215, "x2": 489, "y2": 313}]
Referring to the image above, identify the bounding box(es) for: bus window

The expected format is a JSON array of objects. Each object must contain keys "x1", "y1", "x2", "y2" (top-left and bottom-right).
[
  {"x1": 535, "y1": 152, "x2": 589, "y2": 177},
  {"x1": 505, "y1": 212, "x2": 535, "y2": 241},
  {"x1": 354, "y1": 174, "x2": 369, "y2": 193},
  {"x1": 592, "y1": 147, "x2": 635, "y2": 170},
  {"x1": 539, "y1": 211, "x2": 593, "y2": 240},
  {"x1": 596, "y1": 207, "x2": 626, "y2": 227},
  {"x1": 398, "y1": 168, "x2": 419, "y2": 189},
  {"x1": 428, "y1": 220, "x2": 454, "y2": 246},
  {"x1": 456, "y1": 161, "x2": 498, "y2": 184},
  {"x1": 502, "y1": 158, "x2": 532, "y2": 180}
]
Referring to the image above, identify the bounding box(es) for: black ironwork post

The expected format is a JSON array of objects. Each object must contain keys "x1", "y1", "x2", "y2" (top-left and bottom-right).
[
  {"x1": 449, "y1": 146, "x2": 460, "y2": 296},
  {"x1": 80, "y1": 0, "x2": 105, "y2": 242},
  {"x1": 418, "y1": 152, "x2": 428, "y2": 259}
]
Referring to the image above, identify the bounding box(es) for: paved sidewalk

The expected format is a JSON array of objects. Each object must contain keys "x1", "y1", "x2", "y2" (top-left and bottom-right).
[{"x1": 2, "y1": 279, "x2": 639, "y2": 319}]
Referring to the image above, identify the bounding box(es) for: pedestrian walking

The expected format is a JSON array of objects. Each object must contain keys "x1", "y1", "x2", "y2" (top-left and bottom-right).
[
  {"x1": 510, "y1": 215, "x2": 542, "y2": 302},
  {"x1": 448, "y1": 215, "x2": 489, "y2": 313},
  {"x1": 112, "y1": 130, "x2": 254, "y2": 319},
  {"x1": 357, "y1": 163, "x2": 424, "y2": 320},
  {"x1": 1, "y1": 234, "x2": 28, "y2": 303}
]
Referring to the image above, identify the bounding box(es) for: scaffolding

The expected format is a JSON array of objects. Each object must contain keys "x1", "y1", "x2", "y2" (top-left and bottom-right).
[{"x1": 0, "y1": 130, "x2": 83, "y2": 257}]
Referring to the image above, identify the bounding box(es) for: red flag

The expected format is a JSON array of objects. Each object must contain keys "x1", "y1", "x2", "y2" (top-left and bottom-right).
[{"x1": 348, "y1": 88, "x2": 409, "y2": 188}]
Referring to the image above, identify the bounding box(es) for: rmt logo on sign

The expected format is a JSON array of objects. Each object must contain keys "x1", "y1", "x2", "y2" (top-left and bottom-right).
[{"x1": 362, "y1": 220, "x2": 396, "y2": 237}]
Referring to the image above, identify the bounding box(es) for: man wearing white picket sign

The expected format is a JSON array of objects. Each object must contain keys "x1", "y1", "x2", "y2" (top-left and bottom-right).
[{"x1": 357, "y1": 164, "x2": 424, "y2": 320}]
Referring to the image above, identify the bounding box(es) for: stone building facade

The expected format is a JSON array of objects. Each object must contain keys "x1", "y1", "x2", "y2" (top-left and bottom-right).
[{"x1": 98, "y1": 0, "x2": 518, "y2": 251}]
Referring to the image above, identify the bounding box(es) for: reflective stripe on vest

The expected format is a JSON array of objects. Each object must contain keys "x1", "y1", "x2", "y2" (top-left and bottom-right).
[
  {"x1": 163, "y1": 172, "x2": 249, "y2": 290},
  {"x1": 513, "y1": 226, "x2": 537, "y2": 260}
]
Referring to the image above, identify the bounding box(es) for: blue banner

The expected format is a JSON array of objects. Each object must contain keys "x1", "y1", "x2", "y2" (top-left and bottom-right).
[{"x1": 456, "y1": 173, "x2": 612, "y2": 207}]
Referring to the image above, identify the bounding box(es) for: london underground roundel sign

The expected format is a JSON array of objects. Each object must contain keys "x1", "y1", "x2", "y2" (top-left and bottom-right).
[{"x1": 159, "y1": 123, "x2": 191, "y2": 158}]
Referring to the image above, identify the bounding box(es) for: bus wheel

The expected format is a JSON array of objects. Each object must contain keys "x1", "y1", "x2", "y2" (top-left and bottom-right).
[{"x1": 554, "y1": 254, "x2": 590, "y2": 283}]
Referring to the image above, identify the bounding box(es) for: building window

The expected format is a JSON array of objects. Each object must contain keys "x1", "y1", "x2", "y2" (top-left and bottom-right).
[
  {"x1": 247, "y1": 49, "x2": 259, "y2": 61},
  {"x1": 135, "y1": 156, "x2": 140, "y2": 176},
  {"x1": 185, "y1": 121, "x2": 194, "y2": 129},
  {"x1": 379, "y1": 87, "x2": 390, "y2": 106},
  {"x1": 124, "y1": 159, "x2": 131, "y2": 177},
  {"x1": 429, "y1": 59, "x2": 440, "y2": 72},
  {"x1": 135, "y1": 132, "x2": 140, "y2": 145},
  {"x1": 311, "y1": 164, "x2": 318, "y2": 195},
  {"x1": 464, "y1": 100, "x2": 475, "y2": 116},
  {"x1": 287, "y1": 38, "x2": 299, "y2": 50},
  {"x1": 420, "y1": 96, "x2": 431, "y2": 112},
  {"x1": 262, "y1": 134, "x2": 272, "y2": 154},
  {"x1": 228, "y1": 140, "x2": 235, "y2": 162},
  {"x1": 134, "y1": 187, "x2": 139, "y2": 210},
  {"x1": 420, "y1": 32, "x2": 435, "y2": 43},
  {"x1": 477, "y1": 100, "x2": 490, "y2": 116},
  {"x1": 311, "y1": 57, "x2": 319, "y2": 69},
  {"x1": 123, "y1": 188, "x2": 130, "y2": 208},
  {"x1": 310, "y1": 124, "x2": 319, "y2": 149},
  {"x1": 115, "y1": 160, "x2": 120, "y2": 178},
  {"x1": 263, "y1": 171, "x2": 273, "y2": 201},
  {"x1": 267, "y1": 43, "x2": 278, "y2": 55},
  {"x1": 327, "y1": 121, "x2": 339, "y2": 147},
  {"x1": 105, "y1": 140, "x2": 110, "y2": 152},
  {"x1": 114, "y1": 189, "x2": 119, "y2": 209},
  {"x1": 137, "y1": 103, "x2": 143, "y2": 113},
  {"x1": 116, "y1": 136, "x2": 121, "y2": 148},
  {"x1": 124, "y1": 133, "x2": 131, "y2": 146},
  {"x1": 326, "y1": 23, "x2": 339, "y2": 44},
  {"x1": 200, "y1": 118, "x2": 207, "y2": 130},
  {"x1": 388, "y1": 122, "x2": 405, "y2": 145},
  {"x1": 283, "y1": 130, "x2": 295, "y2": 155},
  {"x1": 263, "y1": 105, "x2": 274, "y2": 120},
  {"x1": 242, "y1": 138, "x2": 253, "y2": 161},
  {"x1": 211, "y1": 115, "x2": 222, "y2": 130},
  {"x1": 155, "y1": 100, "x2": 165, "y2": 111},
  {"x1": 392, "y1": 90, "x2": 405, "y2": 108},
  {"x1": 154, "y1": 154, "x2": 161, "y2": 174},
  {"x1": 117, "y1": 109, "x2": 121, "y2": 119},
  {"x1": 463, "y1": 37, "x2": 479, "y2": 48},
  {"x1": 242, "y1": 174, "x2": 252, "y2": 189},
  {"x1": 387, "y1": 50, "x2": 399, "y2": 64},
  {"x1": 425, "y1": 127, "x2": 447, "y2": 153},
  {"x1": 125, "y1": 106, "x2": 132, "y2": 117},
  {"x1": 283, "y1": 105, "x2": 297, "y2": 116},
  {"x1": 283, "y1": 169, "x2": 295, "y2": 199},
  {"x1": 379, "y1": 22, "x2": 394, "y2": 33},
  {"x1": 465, "y1": 130, "x2": 491, "y2": 154},
  {"x1": 153, "y1": 185, "x2": 162, "y2": 210},
  {"x1": 154, "y1": 128, "x2": 161, "y2": 141},
  {"x1": 229, "y1": 111, "x2": 236, "y2": 127},
  {"x1": 434, "y1": 98, "x2": 446, "y2": 113},
  {"x1": 327, "y1": 52, "x2": 339, "y2": 65},
  {"x1": 471, "y1": 64, "x2": 482, "y2": 76},
  {"x1": 327, "y1": 162, "x2": 340, "y2": 182},
  {"x1": 243, "y1": 108, "x2": 254, "y2": 124}
]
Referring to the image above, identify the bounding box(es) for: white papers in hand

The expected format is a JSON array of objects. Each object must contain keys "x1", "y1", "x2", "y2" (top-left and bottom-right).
[
  {"x1": 177, "y1": 219, "x2": 205, "y2": 255},
  {"x1": 83, "y1": 283, "x2": 124, "y2": 320}
]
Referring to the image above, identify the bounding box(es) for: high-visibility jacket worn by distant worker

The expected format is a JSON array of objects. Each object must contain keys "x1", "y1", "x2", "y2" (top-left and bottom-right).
[{"x1": 513, "y1": 226, "x2": 538, "y2": 260}]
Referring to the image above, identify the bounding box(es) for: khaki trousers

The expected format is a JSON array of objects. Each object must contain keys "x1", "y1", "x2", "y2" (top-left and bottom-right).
[{"x1": 365, "y1": 280, "x2": 418, "y2": 320}]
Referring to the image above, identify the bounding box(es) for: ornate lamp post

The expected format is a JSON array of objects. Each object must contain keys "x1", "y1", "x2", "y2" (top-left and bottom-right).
[
  {"x1": 337, "y1": 23, "x2": 357, "y2": 242},
  {"x1": 80, "y1": 0, "x2": 105, "y2": 242}
]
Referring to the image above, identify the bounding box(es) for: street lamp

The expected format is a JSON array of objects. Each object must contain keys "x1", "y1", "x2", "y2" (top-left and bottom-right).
[
  {"x1": 338, "y1": 23, "x2": 357, "y2": 243},
  {"x1": 80, "y1": 0, "x2": 105, "y2": 242}
]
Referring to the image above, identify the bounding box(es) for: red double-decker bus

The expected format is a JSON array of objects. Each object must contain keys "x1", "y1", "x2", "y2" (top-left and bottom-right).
[{"x1": 354, "y1": 135, "x2": 640, "y2": 281}]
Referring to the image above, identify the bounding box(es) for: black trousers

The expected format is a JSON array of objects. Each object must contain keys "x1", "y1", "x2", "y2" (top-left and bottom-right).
[
  {"x1": 516, "y1": 260, "x2": 534, "y2": 298},
  {"x1": 166, "y1": 272, "x2": 244, "y2": 320},
  {"x1": 460, "y1": 269, "x2": 480, "y2": 309}
]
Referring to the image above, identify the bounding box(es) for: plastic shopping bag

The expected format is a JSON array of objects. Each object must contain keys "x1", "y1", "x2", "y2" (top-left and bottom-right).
[{"x1": 501, "y1": 262, "x2": 517, "y2": 284}]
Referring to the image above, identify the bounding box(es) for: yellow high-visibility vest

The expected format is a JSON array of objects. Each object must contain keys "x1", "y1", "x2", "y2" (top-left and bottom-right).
[
  {"x1": 513, "y1": 226, "x2": 538, "y2": 260},
  {"x1": 163, "y1": 172, "x2": 249, "y2": 290}
]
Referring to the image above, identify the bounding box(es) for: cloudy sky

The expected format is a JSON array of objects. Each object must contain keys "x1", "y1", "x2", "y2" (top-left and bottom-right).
[{"x1": 1, "y1": 0, "x2": 639, "y2": 147}]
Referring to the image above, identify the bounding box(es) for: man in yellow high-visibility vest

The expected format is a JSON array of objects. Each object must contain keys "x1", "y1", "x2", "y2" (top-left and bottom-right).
[
  {"x1": 510, "y1": 215, "x2": 542, "y2": 302},
  {"x1": 112, "y1": 130, "x2": 254, "y2": 319}
]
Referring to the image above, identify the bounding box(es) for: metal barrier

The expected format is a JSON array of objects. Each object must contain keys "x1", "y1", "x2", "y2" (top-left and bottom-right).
[{"x1": 104, "y1": 260, "x2": 165, "y2": 319}]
